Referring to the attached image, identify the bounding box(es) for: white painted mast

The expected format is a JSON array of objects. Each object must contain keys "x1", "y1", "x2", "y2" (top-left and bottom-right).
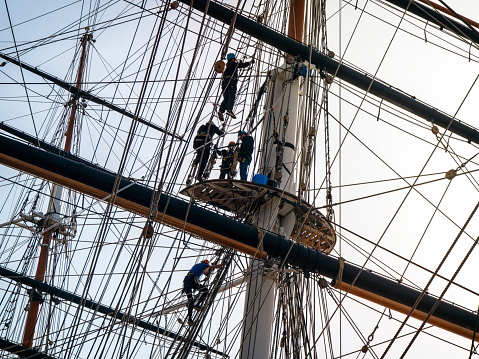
[{"x1": 240, "y1": 1, "x2": 305, "y2": 357}]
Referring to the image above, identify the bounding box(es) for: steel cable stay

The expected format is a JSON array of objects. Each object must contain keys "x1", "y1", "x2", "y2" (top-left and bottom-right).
[
  {"x1": 3, "y1": 1, "x2": 41, "y2": 146},
  {"x1": 318, "y1": 276, "x2": 335, "y2": 358},
  {"x1": 381, "y1": 198, "x2": 479, "y2": 357},
  {"x1": 140, "y1": 3, "x2": 204, "y2": 301}
]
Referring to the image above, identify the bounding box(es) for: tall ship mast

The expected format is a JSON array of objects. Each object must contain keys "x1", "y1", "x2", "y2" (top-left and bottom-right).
[{"x1": 1, "y1": 0, "x2": 479, "y2": 358}]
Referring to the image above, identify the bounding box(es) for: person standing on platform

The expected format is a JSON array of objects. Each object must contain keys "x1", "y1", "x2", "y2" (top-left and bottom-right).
[
  {"x1": 193, "y1": 120, "x2": 224, "y2": 181},
  {"x1": 217, "y1": 141, "x2": 237, "y2": 179},
  {"x1": 238, "y1": 130, "x2": 253, "y2": 181},
  {"x1": 218, "y1": 53, "x2": 254, "y2": 120}
]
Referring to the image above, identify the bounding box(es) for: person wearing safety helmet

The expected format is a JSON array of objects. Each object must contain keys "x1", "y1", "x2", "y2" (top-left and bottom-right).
[
  {"x1": 216, "y1": 141, "x2": 237, "y2": 179},
  {"x1": 183, "y1": 259, "x2": 225, "y2": 325},
  {"x1": 218, "y1": 53, "x2": 254, "y2": 120},
  {"x1": 238, "y1": 130, "x2": 253, "y2": 181},
  {"x1": 193, "y1": 120, "x2": 224, "y2": 181}
]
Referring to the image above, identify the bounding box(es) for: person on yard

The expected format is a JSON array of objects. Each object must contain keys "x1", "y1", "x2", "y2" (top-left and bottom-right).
[
  {"x1": 217, "y1": 141, "x2": 237, "y2": 179},
  {"x1": 193, "y1": 120, "x2": 224, "y2": 180},
  {"x1": 218, "y1": 53, "x2": 254, "y2": 120},
  {"x1": 238, "y1": 130, "x2": 253, "y2": 181},
  {"x1": 183, "y1": 259, "x2": 225, "y2": 325}
]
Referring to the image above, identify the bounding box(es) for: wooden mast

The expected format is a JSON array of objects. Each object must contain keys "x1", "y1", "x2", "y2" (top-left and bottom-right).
[
  {"x1": 22, "y1": 31, "x2": 92, "y2": 348},
  {"x1": 288, "y1": 0, "x2": 305, "y2": 41}
]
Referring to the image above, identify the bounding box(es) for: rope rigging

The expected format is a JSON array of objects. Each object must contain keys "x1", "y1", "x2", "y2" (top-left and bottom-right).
[{"x1": 2, "y1": 0, "x2": 479, "y2": 358}]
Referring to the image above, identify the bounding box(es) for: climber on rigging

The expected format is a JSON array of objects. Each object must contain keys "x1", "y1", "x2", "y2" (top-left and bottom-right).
[
  {"x1": 238, "y1": 130, "x2": 253, "y2": 181},
  {"x1": 218, "y1": 53, "x2": 254, "y2": 121},
  {"x1": 192, "y1": 120, "x2": 224, "y2": 181},
  {"x1": 183, "y1": 259, "x2": 225, "y2": 325},
  {"x1": 216, "y1": 141, "x2": 237, "y2": 179}
]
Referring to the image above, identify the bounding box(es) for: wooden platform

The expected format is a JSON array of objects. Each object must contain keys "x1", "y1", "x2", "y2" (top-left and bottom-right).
[{"x1": 180, "y1": 179, "x2": 336, "y2": 253}]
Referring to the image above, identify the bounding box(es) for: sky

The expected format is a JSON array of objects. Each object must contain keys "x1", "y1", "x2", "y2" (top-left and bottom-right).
[{"x1": 2, "y1": 0, "x2": 479, "y2": 358}]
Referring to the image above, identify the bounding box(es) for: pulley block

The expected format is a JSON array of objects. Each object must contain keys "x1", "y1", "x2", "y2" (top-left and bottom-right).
[
  {"x1": 326, "y1": 75, "x2": 334, "y2": 84},
  {"x1": 171, "y1": 1, "x2": 179, "y2": 9},
  {"x1": 214, "y1": 60, "x2": 225, "y2": 73},
  {"x1": 328, "y1": 50, "x2": 335, "y2": 58},
  {"x1": 318, "y1": 278, "x2": 329, "y2": 288},
  {"x1": 142, "y1": 223, "x2": 154, "y2": 238},
  {"x1": 275, "y1": 171, "x2": 282, "y2": 180},
  {"x1": 431, "y1": 125, "x2": 439, "y2": 135},
  {"x1": 445, "y1": 169, "x2": 456, "y2": 180}
]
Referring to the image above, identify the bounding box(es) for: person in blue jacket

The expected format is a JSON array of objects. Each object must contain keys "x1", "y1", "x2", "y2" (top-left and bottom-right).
[{"x1": 183, "y1": 259, "x2": 225, "y2": 325}]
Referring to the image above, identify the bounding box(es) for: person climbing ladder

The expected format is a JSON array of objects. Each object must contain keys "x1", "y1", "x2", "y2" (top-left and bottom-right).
[
  {"x1": 183, "y1": 259, "x2": 225, "y2": 325},
  {"x1": 218, "y1": 53, "x2": 254, "y2": 120}
]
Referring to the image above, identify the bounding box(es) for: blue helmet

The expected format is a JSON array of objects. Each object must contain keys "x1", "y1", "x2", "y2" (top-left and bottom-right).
[
  {"x1": 238, "y1": 130, "x2": 247, "y2": 136},
  {"x1": 226, "y1": 53, "x2": 235, "y2": 60}
]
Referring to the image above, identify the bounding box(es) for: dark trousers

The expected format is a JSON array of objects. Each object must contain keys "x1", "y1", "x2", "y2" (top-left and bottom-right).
[
  {"x1": 183, "y1": 276, "x2": 208, "y2": 320},
  {"x1": 219, "y1": 167, "x2": 230, "y2": 179},
  {"x1": 219, "y1": 84, "x2": 237, "y2": 113},
  {"x1": 194, "y1": 146, "x2": 211, "y2": 180}
]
